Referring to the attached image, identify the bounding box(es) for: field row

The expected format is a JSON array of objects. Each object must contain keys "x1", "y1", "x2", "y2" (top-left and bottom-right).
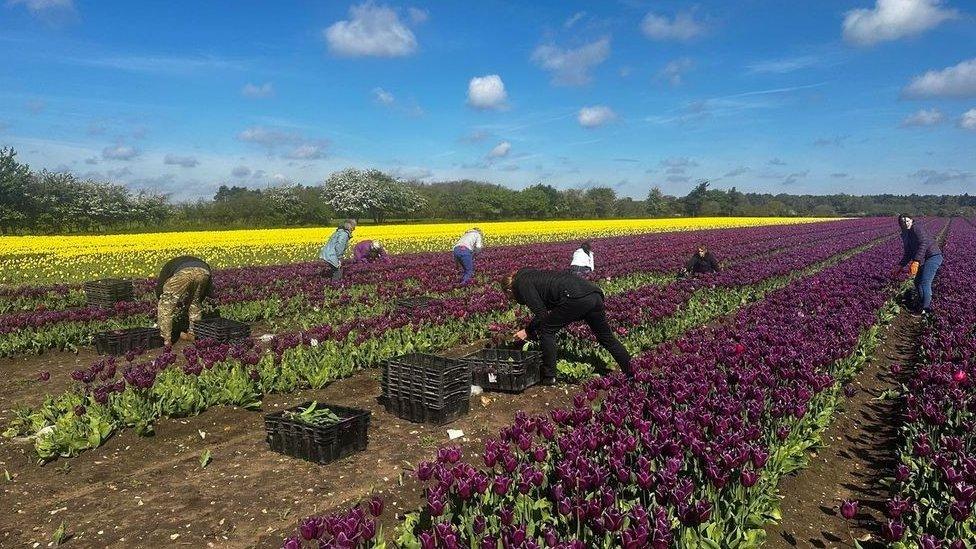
[
  {"x1": 0, "y1": 217, "x2": 830, "y2": 285},
  {"x1": 883, "y1": 217, "x2": 975, "y2": 547}
]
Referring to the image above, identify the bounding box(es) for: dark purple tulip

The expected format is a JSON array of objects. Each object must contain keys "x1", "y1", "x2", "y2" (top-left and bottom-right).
[
  {"x1": 840, "y1": 499, "x2": 858, "y2": 520},
  {"x1": 281, "y1": 536, "x2": 301, "y2": 549},
  {"x1": 950, "y1": 500, "x2": 971, "y2": 522},
  {"x1": 37, "y1": 371, "x2": 50, "y2": 381},
  {"x1": 918, "y1": 534, "x2": 940, "y2": 549},
  {"x1": 881, "y1": 520, "x2": 905, "y2": 542},
  {"x1": 367, "y1": 496, "x2": 383, "y2": 517},
  {"x1": 740, "y1": 469, "x2": 758, "y2": 488},
  {"x1": 73, "y1": 405, "x2": 86, "y2": 417}
]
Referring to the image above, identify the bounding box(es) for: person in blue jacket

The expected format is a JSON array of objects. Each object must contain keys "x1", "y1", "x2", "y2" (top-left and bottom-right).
[
  {"x1": 319, "y1": 219, "x2": 356, "y2": 280},
  {"x1": 892, "y1": 214, "x2": 942, "y2": 314}
]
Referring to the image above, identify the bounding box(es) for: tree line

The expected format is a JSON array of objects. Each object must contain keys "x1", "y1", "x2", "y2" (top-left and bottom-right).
[{"x1": 2, "y1": 147, "x2": 975, "y2": 235}]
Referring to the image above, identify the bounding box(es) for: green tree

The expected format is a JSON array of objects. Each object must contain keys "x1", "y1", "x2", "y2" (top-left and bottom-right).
[
  {"x1": 0, "y1": 147, "x2": 32, "y2": 233},
  {"x1": 585, "y1": 187, "x2": 617, "y2": 218},
  {"x1": 645, "y1": 186, "x2": 672, "y2": 217},
  {"x1": 682, "y1": 179, "x2": 710, "y2": 216}
]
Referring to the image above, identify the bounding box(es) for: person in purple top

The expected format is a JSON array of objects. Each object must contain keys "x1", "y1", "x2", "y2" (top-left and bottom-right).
[
  {"x1": 353, "y1": 240, "x2": 386, "y2": 263},
  {"x1": 891, "y1": 214, "x2": 942, "y2": 315}
]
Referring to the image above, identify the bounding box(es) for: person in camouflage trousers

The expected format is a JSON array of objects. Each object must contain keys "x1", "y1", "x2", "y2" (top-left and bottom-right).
[{"x1": 156, "y1": 256, "x2": 214, "y2": 345}]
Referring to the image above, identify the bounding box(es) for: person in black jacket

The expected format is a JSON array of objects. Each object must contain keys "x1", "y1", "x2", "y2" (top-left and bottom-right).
[
  {"x1": 686, "y1": 245, "x2": 720, "y2": 275},
  {"x1": 156, "y1": 256, "x2": 213, "y2": 345},
  {"x1": 892, "y1": 214, "x2": 942, "y2": 314},
  {"x1": 503, "y1": 268, "x2": 632, "y2": 384}
]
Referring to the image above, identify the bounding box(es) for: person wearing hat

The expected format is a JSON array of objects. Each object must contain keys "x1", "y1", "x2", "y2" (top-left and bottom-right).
[
  {"x1": 353, "y1": 239, "x2": 386, "y2": 263},
  {"x1": 155, "y1": 255, "x2": 213, "y2": 346},
  {"x1": 319, "y1": 219, "x2": 357, "y2": 281},
  {"x1": 892, "y1": 214, "x2": 942, "y2": 315},
  {"x1": 502, "y1": 268, "x2": 632, "y2": 385},
  {"x1": 453, "y1": 227, "x2": 484, "y2": 285}
]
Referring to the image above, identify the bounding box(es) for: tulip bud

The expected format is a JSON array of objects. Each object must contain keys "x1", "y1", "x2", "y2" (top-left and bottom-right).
[{"x1": 840, "y1": 499, "x2": 858, "y2": 520}]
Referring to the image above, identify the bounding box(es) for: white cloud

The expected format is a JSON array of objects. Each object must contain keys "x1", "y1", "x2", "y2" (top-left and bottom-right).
[
  {"x1": 564, "y1": 11, "x2": 586, "y2": 29},
  {"x1": 390, "y1": 165, "x2": 433, "y2": 180},
  {"x1": 372, "y1": 87, "x2": 395, "y2": 105},
  {"x1": 26, "y1": 98, "x2": 46, "y2": 114},
  {"x1": 324, "y1": 2, "x2": 418, "y2": 58},
  {"x1": 911, "y1": 168, "x2": 972, "y2": 185},
  {"x1": 747, "y1": 55, "x2": 823, "y2": 74},
  {"x1": 7, "y1": 0, "x2": 74, "y2": 20},
  {"x1": 64, "y1": 54, "x2": 246, "y2": 75},
  {"x1": 577, "y1": 105, "x2": 617, "y2": 128},
  {"x1": 488, "y1": 141, "x2": 511, "y2": 158},
  {"x1": 640, "y1": 11, "x2": 706, "y2": 41},
  {"x1": 661, "y1": 157, "x2": 698, "y2": 175},
  {"x1": 903, "y1": 58, "x2": 976, "y2": 98},
  {"x1": 407, "y1": 7, "x2": 428, "y2": 24},
  {"x1": 467, "y1": 74, "x2": 508, "y2": 110},
  {"x1": 658, "y1": 57, "x2": 694, "y2": 86},
  {"x1": 231, "y1": 165, "x2": 251, "y2": 178},
  {"x1": 843, "y1": 0, "x2": 958, "y2": 46},
  {"x1": 163, "y1": 154, "x2": 199, "y2": 168},
  {"x1": 237, "y1": 126, "x2": 302, "y2": 148},
  {"x1": 900, "y1": 108, "x2": 945, "y2": 127},
  {"x1": 723, "y1": 166, "x2": 750, "y2": 177},
  {"x1": 531, "y1": 38, "x2": 610, "y2": 86},
  {"x1": 284, "y1": 144, "x2": 327, "y2": 160},
  {"x1": 961, "y1": 108, "x2": 976, "y2": 130},
  {"x1": 241, "y1": 82, "x2": 274, "y2": 99},
  {"x1": 101, "y1": 144, "x2": 140, "y2": 161}
]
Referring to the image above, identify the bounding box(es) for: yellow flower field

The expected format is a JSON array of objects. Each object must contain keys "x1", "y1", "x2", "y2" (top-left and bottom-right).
[{"x1": 0, "y1": 217, "x2": 832, "y2": 285}]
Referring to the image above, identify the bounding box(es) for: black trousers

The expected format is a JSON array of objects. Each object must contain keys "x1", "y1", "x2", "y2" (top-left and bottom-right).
[{"x1": 538, "y1": 293, "x2": 632, "y2": 378}]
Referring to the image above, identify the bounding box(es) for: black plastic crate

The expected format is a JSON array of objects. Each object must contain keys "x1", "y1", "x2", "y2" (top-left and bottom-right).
[
  {"x1": 395, "y1": 296, "x2": 434, "y2": 312},
  {"x1": 94, "y1": 327, "x2": 164, "y2": 355},
  {"x1": 264, "y1": 402, "x2": 371, "y2": 465},
  {"x1": 383, "y1": 395, "x2": 470, "y2": 426},
  {"x1": 193, "y1": 317, "x2": 250, "y2": 343},
  {"x1": 381, "y1": 353, "x2": 471, "y2": 407},
  {"x1": 84, "y1": 279, "x2": 134, "y2": 307},
  {"x1": 462, "y1": 348, "x2": 542, "y2": 393}
]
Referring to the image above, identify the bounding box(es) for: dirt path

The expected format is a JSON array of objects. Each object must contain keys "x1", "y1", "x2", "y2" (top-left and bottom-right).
[
  {"x1": 0, "y1": 343, "x2": 576, "y2": 549},
  {"x1": 765, "y1": 311, "x2": 920, "y2": 548}
]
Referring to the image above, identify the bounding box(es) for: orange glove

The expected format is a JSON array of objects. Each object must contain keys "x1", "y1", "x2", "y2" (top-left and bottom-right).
[{"x1": 908, "y1": 261, "x2": 920, "y2": 277}]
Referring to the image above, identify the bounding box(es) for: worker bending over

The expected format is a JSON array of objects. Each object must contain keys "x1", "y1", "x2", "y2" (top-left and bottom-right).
[
  {"x1": 893, "y1": 214, "x2": 942, "y2": 315},
  {"x1": 453, "y1": 227, "x2": 484, "y2": 285},
  {"x1": 353, "y1": 240, "x2": 386, "y2": 263},
  {"x1": 569, "y1": 242, "x2": 595, "y2": 275},
  {"x1": 319, "y1": 219, "x2": 356, "y2": 280},
  {"x1": 156, "y1": 255, "x2": 213, "y2": 346},
  {"x1": 686, "y1": 244, "x2": 720, "y2": 275},
  {"x1": 503, "y1": 268, "x2": 632, "y2": 385}
]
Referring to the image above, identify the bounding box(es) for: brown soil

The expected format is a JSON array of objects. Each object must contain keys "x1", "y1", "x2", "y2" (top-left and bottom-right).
[
  {"x1": 0, "y1": 340, "x2": 576, "y2": 549},
  {"x1": 765, "y1": 311, "x2": 920, "y2": 548}
]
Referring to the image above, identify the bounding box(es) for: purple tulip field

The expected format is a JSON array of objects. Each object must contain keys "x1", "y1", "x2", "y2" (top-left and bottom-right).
[{"x1": 1, "y1": 217, "x2": 967, "y2": 548}]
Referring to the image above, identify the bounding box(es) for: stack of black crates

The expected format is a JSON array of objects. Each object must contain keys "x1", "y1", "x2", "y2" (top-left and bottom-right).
[
  {"x1": 381, "y1": 353, "x2": 470, "y2": 425},
  {"x1": 84, "y1": 279, "x2": 134, "y2": 307}
]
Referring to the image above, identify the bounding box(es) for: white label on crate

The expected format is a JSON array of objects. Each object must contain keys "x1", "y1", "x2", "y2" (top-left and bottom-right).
[{"x1": 488, "y1": 373, "x2": 497, "y2": 383}]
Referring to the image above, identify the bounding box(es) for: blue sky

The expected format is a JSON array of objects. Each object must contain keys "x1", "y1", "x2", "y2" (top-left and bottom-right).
[{"x1": 0, "y1": 0, "x2": 974, "y2": 200}]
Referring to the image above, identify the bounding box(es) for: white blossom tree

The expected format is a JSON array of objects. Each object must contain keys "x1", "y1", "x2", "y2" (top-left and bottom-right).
[{"x1": 322, "y1": 168, "x2": 426, "y2": 222}]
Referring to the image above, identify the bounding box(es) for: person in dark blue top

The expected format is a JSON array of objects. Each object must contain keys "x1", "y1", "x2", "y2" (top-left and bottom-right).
[{"x1": 892, "y1": 214, "x2": 942, "y2": 314}]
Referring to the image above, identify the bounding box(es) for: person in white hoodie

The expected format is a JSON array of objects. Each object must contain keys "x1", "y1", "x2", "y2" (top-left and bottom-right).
[
  {"x1": 453, "y1": 227, "x2": 484, "y2": 285},
  {"x1": 569, "y1": 242, "x2": 595, "y2": 276}
]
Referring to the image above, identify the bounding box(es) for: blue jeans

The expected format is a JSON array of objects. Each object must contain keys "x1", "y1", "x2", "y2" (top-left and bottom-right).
[
  {"x1": 914, "y1": 254, "x2": 942, "y2": 311},
  {"x1": 453, "y1": 246, "x2": 474, "y2": 284}
]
